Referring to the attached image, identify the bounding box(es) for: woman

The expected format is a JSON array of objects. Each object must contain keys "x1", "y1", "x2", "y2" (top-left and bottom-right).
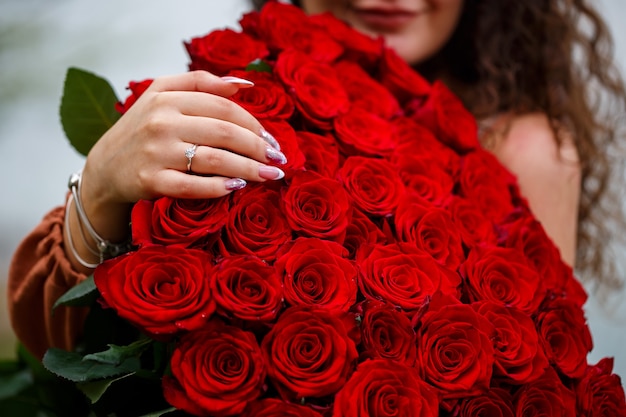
[{"x1": 8, "y1": 0, "x2": 626, "y2": 360}]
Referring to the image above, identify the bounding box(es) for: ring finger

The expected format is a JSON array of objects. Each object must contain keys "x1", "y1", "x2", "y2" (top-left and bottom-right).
[{"x1": 179, "y1": 142, "x2": 285, "y2": 182}]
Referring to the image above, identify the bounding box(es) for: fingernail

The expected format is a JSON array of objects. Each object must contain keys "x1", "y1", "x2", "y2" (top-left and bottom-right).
[
  {"x1": 260, "y1": 127, "x2": 281, "y2": 151},
  {"x1": 224, "y1": 178, "x2": 247, "y2": 191},
  {"x1": 266, "y1": 146, "x2": 288, "y2": 165},
  {"x1": 259, "y1": 165, "x2": 285, "y2": 180},
  {"x1": 221, "y1": 76, "x2": 255, "y2": 88}
]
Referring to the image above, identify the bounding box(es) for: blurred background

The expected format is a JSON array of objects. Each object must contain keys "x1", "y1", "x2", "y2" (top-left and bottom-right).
[{"x1": 1, "y1": 0, "x2": 625, "y2": 382}]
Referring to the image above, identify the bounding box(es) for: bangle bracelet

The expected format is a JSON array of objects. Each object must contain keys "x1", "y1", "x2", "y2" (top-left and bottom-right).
[
  {"x1": 67, "y1": 171, "x2": 131, "y2": 264},
  {"x1": 64, "y1": 194, "x2": 100, "y2": 269}
]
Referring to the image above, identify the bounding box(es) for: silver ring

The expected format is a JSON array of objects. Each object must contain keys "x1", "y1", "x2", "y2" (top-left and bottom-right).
[{"x1": 185, "y1": 144, "x2": 198, "y2": 172}]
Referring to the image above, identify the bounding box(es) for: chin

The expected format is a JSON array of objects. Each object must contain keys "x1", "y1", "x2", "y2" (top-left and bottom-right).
[{"x1": 384, "y1": 38, "x2": 430, "y2": 66}]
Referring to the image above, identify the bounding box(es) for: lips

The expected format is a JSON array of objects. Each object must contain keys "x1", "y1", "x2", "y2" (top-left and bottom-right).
[{"x1": 350, "y1": 7, "x2": 419, "y2": 30}]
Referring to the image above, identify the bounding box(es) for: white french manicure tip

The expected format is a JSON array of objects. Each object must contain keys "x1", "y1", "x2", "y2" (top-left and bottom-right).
[{"x1": 221, "y1": 76, "x2": 255, "y2": 87}]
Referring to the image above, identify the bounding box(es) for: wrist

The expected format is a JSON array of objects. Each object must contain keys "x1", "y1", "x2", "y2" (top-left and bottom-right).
[
  {"x1": 65, "y1": 170, "x2": 133, "y2": 269},
  {"x1": 79, "y1": 166, "x2": 133, "y2": 244}
]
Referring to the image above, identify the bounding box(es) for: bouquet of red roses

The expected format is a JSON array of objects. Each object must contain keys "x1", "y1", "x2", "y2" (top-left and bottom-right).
[{"x1": 41, "y1": 2, "x2": 625, "y2": 416}]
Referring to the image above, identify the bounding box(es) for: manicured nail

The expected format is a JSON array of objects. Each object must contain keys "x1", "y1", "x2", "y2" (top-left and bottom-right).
[
  {"x1": 259, "y1": 165, "x2": 285, "y2": 180},
  {"x1": 224, "y1": 178, "x2": 247, "y2": 191},
  {"x1": 221, "y1": 76, "x2": 255, "y2": 88},
  {"x1": 260, "y1": 127, "x2": 281, "y2": 151},
  {"x1": 266, "y1": 146, "x2": 287, "y2": 165}
]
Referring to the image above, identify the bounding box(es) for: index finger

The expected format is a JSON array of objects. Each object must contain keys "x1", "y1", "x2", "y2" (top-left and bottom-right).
[{"x1": 148, "y1": 70, "x2": 251, "y2": 98}]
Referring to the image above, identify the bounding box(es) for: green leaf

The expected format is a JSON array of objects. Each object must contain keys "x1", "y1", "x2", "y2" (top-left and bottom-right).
[
  {"x1": 0, "y1": 368, "x2": 32, "y2": 400},
  {"x1": 42, "y1": 348, "x2": 139, "y2": 383},
  {"x1": 83, "y1": 338, "x2": 152, "y2": 366},
  {"x1": 76, "y1": 373, "x2": 134, "y2": 404},
  {"x1": 60, "y1": 67, "x2": 121, "y2": 156},
  {"x1": 245, "y1": 59, "x2": 272, "y2": 73},
  {"x1": 52, "y1": 275, "x2": 98, "y2": 311}
]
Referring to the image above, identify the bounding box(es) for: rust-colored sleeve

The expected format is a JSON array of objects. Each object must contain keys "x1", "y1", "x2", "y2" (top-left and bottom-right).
[{"x1": 7, "y1": 203, "x2": 88, "y2": 359}]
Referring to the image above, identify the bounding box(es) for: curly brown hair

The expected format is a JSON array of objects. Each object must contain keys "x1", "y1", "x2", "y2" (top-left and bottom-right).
[{"x1": 251, "y1": 0, "x2": 626, "y2": 289}]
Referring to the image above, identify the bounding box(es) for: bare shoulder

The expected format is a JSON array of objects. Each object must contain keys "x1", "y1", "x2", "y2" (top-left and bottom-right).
[
  {"x1": 483, "y1": 112, "x2": 581, "y2": 266},
  {"x1": 488, "y1": 112, "x2": 580, "y2": 176}
]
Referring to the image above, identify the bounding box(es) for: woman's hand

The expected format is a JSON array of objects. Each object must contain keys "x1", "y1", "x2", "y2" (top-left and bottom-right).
[{"x1": 66, "y1": 70, "x2": 287, "y2": 270}]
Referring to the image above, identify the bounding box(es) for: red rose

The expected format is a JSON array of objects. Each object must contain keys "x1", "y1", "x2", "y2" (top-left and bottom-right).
[
  {"x1": 410, "y1": 80, "x2": 479, "y2": 153},
  {"x1": 332, "y1": 359, "x2": 439, "y2": 417},
  {"x1": 210, "y1": 255, "x2": 283, "y2": 323},
  {"x1": 274, "y1": 237, "x2": 358, "y2": 313},
  {"x1": 473, "y1": 301, "x2": 549, "y2": 385},
  {"x1": 94, "y1": 245, "x2": 214, "y2": 336},
  {"x1": 229, "y1": 70, "x2": 294, "y2": 120},
  {"x1": 394, "y1": 196, "x2": 465, "y2": 269},
  {"x1": 391, "y1": 117, "x2": 460, "y2": 205},
  {"x1": 393, "y1": 152, "x2": 455, "y2": 205},
  {"x1": 220, "y1": 184, "x2": 292, "y2": 262},
  {"x1": 459, "y1": 388, "x2": 514, "y2": 417},
  {"x1": 296, "y1": 131, "x2": 340, "y2": 178},
  {"x1": 258, "y1": 2, "x2": 343, "y2": 63},
  {"x1": 536, "y1": 297, "x2": 593, "y2": 379},
  {"x1": 342, "y1": 208, "x2": 387, "y2": 259},
  {"x1": 460, "y1": 245, "x2": 545, "y2": 315},
  {"x1": 309, "y1": 12, "x2": 384, "y2": 68},
  {"x1": 513, "y1": 367, "x2": 576, "y2": 417},
  {"x1": 282, "y1": 171, "x2": 352, "y2": 243},
  {"x1": 499, "y1": 210, "x2": 568, "y2": 294},
  {"x1": 274, "y1": 49, "x2": 350, "y2": 130},
  {"x1": 238, "y1": 9, "x2": 261, "y2": 38},
  {"x1": 262, "y1": 306, "x2": 358, "y2": 401},
  {"x1": 337, "y1": 156, "x2": 405, "y2": 217},
  {"x1": 458, "y1": 149, "x2": 517, "y2": 222},
  {"x1": 162, "y1": 320, "x2": 266, "y2": 416},
  {"x1": 131, "y1": 197, "x2": 228, "y2": 249},
  {"x1": 356, "y1": 243, "x2": 460, "y2": 314},
  {"x1": 414, "y1": 294, "x2": 495, "y2": 399},
  {"x1": 393, "y1": 116, "x2": 461, "y2": 177},
  {"x1": 242, "y1": 399, "x2": 323, "y2": 417},
  {"x1": 561, "y1": 264, "x2": 588, "y2": 307},
  {"x1": 359, "y1": 300, "x2": 417, "y2": 366},
  {"x1": 446, "y1": 196, "x2": 498, "y2": 248},
  {"x1": 575, "y1": 358, "x2": 626, "y2": 417},
  {"x1": 379, "y1": 47, "x2": 431, "y2": 103},
  {"x1": 334, "y1": 107, "x2": 398, "y2": 156},
  {"x1": 115, "y1": 79, "x2": 153, "y2": 114},
  {"x1": 334, "y1": 60, "x2": 401, "y2": 119},
  {"x1": 185, "y1": 29, "x2": 269, "y2": 75}
]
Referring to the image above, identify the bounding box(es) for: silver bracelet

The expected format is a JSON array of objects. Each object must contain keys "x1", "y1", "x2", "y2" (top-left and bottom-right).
[
  {"x1": 64, "y1": 194, "x2": 100, "y2": 269},
  {"x1": 67, "y1": 171, "x2": 131, "y2": 265}
]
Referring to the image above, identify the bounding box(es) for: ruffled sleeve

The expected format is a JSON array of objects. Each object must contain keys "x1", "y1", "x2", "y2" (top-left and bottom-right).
[{"x1": 7, "y1": 202, "x2": 88, "y2": 359}]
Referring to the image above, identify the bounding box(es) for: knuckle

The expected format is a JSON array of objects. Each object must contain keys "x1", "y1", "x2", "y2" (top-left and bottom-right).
[
  {"x1": 136, "y1": 170, "x2": 155, "y2": 193},
  {"x1": 142, "y1": 114, "x2": 169, "y2": 137},
  {"x1": 213, "y1": 120, "x2": 236, "y2": 141},
  {"x1": 212, "y1": 97, "x2": 236, "y2": 115},
  {"x1": 189, "y1": 70, "x2": 213, "y2": 89},
  {"x1": 203, "y1": 149, "x2": 225, "y2": 171},
  {"x1": 149, "y1": 91, "x2": 169, "y2": 109},
  {"x1": 175, "y1": 179, "x2": 196, "y2": 199},
  {"x1": 142, "y1": 140, "x2": 161, "y2": 160}
]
